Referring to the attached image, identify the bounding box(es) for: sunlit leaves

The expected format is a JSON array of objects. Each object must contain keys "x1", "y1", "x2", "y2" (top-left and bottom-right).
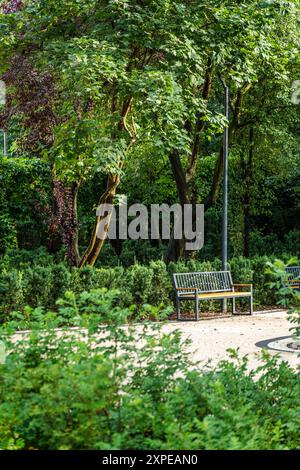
[{"x1": 1, "y1": 0, "x2": 299, "y2": 185}]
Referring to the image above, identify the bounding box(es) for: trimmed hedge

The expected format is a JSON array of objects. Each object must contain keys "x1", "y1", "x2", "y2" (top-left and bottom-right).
[{"x1": 0, "y1": 251, "x2": 286, "y2": 321}]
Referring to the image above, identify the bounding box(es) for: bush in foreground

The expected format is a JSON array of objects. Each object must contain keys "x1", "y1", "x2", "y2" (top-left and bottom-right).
[{"x1": 0, "y1": 289, "x2": 299, "y2": 450}]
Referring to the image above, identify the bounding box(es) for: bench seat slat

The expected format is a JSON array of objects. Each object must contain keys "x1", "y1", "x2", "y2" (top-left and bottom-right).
[{"x1": 179, "y1": 291, "x2": 252, "y2": 299}]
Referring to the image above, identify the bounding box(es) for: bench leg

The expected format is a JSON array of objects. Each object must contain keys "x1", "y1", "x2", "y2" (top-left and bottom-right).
[
  {"x1": 249, "y1": 295, "x2": 253, "y2": 315},
  {"x1": 232, "y1": 297, "x2": 236, "y2": 314},
  {"x1": 176, "y1": 297, "x2": 180, "y2": 321},
  {"x1": 195, "y1": 295, "x2": 199, "y2": 321}
]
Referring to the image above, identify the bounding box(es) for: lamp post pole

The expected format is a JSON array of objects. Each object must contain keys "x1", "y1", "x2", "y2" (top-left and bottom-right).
[
  {"x1": 222, "y1": 83, "x2": 229, "y2": 272},
  {"x1": 0, "y1": 80, "x2": 7, "y2": 156},
  {"x1": 3, "y1": 130, "x2": 7, "y2": 156},
  {"x1": 0, "y1": 129, "x2": 8, "y2": 157},
  {"x1": 221, "y1": 81, "x2": 229, "y2": 312}
]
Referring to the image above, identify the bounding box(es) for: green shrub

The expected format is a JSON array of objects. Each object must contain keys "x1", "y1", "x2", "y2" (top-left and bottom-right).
[
  {"x1": 0, "y1": 269, "x2": 25, "y2": 317},
  {"x1": 22, "y1": 266, "x2": 54, "y2": 308},
  {"x1": 0, "y1": 253, "x2": 292, "y2": 317},
  {"x1": 167, "y1": 259, "x2": 217, "y2": 276},
  {"x1": 3, "y1": 248, "x2": 54, "y2": 269},
  {"x1": 70, "y1": 265, "x2": 98, "y2": 294},
  {"x1": 50, "y1": 263, "x2": 72, "y2": 302},
  {"x1": 96, "y1": 242, "x2": 119, "y2": 267},
  {"x1": 124, "y1": 264, "x2": 155, "y2": 306},
  {"x1": 0, "y1": 295, "x2": 299, "y2": 450},
  {"x1": 229, "y1": 256, "x2": 253, "y2": 283},
  {"x1": 265, "y1": 257, "x2": 299, "y2": 308},
  {"x1": 251, "y1": 256, "x2": 276, "y2": 306},
  {"x1": 92, "y1": 266, "x2": 125, "y2": 292},
  {"x1": 118, "y1": 240, "x2": 165, "y2": 267},
  {"x1": 282, "y1": 230, "x2": 300, "y2": 258},
  {"x1": 148, "y1": 260, "x2": 172, "y2": 306},
  {"x1": 0, "y1": 214, "x2": 18, "y2": 254}
]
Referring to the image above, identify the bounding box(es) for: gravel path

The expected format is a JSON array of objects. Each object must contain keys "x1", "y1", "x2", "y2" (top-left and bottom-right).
[
  {"x1": 162, "y1": 311, "x2": 300, "y2": 370},
  {"x1": 6, "y1": 310, "x2": 300, "y2": 371}
]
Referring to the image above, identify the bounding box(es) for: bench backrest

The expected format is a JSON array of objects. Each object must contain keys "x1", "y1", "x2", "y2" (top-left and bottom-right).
[
  {"x1": 285, "y1": 266, "x2": 300, "y2": 280},
  {"x1": 173, "y1": 271, "x2": 233, "y2": 294}
]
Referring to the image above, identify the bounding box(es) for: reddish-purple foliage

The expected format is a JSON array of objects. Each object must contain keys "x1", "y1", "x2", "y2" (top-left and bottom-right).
[
  {"x1": 32, "y1": 182, "x2": 80, "y2": 266},
  {"x1": 1, "y1": 3, "x2": 80, "y2": 266},
  {"x1": 53, "y1": 180, "x2": 79, "y2": 266},
  {"x1": 0, "y1": 55, "x2": 79, "y2": 265},
  {"x1": 0, "y1": 54, "x2": 58, "y2": 152},
  {"x1": 2, "y1": 0, "x2": 24, "y2": 14}
]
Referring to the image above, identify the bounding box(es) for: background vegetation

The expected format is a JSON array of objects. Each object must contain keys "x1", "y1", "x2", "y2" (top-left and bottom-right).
[
  {"x1": 0, "y1": 287, "x2": 299, "y2": 450},
  {"x1": 0, "y1": 0, "x2": 299, "y2": 451},
  {"x1": 0, "y1": 0, "x2": 299, "y2": 268}
]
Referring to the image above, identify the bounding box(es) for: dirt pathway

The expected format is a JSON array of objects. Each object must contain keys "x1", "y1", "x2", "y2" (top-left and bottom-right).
[{"x1": 162, "y1": 311, "x2": 300, "y2": 370}]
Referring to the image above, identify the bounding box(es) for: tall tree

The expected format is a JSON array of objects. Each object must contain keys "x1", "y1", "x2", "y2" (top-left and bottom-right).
[{"x1": 0, "y1": 0, "x2": 299, "y2": 264}]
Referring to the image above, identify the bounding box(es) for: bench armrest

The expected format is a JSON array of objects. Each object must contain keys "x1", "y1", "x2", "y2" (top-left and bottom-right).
[
  {"x1": 233, "y1": 284, "x2": 253, "y2": 292},
  {"x1": 233, "y1": 284, "x2": 252, "y2": 287},
  {"x1": 175, "y1": 287, "x2": 199, "y2": 298}
]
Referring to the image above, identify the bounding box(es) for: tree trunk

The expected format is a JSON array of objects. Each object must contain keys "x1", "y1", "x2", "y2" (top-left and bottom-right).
[
  {"x1": 52, "y1": 179, "x2": 81, "y2": 267},
  {"x1": 164, "y1": 151, "x2": 190, "y2": 262},
  {"x1": 79, "y1": 174, "x2": 120, "y2": 267},
  {"x1": 71, "y1": 181, "x2": 80, "y2": 266},
  {"x1": 78, "y1": 96, "x2": 135, "y2": 268},
  {"x1": 165, "y1": 70, "x2": 212, "y2": 262},
  {"x1": 165, "y1": 236, "x2": 186, "y2": 263}
]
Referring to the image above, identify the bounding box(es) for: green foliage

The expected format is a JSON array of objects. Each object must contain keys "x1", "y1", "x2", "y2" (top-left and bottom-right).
[
  {"x1": 0, "y1": 158, "x2": 52, "y2": 251},
  {"x1": 123, "y1": 264, "x2": 158, "y2": 306},
  {"x1": 251, "y1": 255, "x2": 277, "y2": 306},
  {"x1": 0, "y1": 269, "x2": 24, "y2": 314},
  {"x1": 265, "y1": 257, "x2": 299, "y2": 307},
  {"x1": 229, "y1": 257, "x2": 253, "y2": 283},
  {"x1": 148, "y1": 260, "x2": 172, "y2": 307},
  {"x1": 118, "y1": 240, "x2": 165, "y2": 267},
  {"x1": 0, "y1": 213, "x2": 17, "y2": 252},
  {"x1": 289, "y1": 298, "x2": 300, "y2": 340},
  {"x1": 0, "y1": 294, "x2": 299, "y2": 450},
  {"x1": 264, "y1": 258, "x2": 300, "y2": 344},
  {"x1": 51, "y1": 263, "x2": 72, "y2": 300},
  {"x1": 1, "y1": 254, "x2": 290, "y2": 322},
  {"x1": 3, "y1": 247, "x2": 55, "y2": 268},
  {"x1": 22, "y1": 266, "x2": 54, "y2": 307},
  {"x1": 0, "y1": 1, "x2": 299, "y2": 449},
  {"x1": 0, "y1": 0, "x2": 299, "y2": 269}
]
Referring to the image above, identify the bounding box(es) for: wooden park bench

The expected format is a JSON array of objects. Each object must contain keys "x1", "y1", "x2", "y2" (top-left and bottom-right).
[
  {"x1": 285, "y1": 266, "x2": 300, "y2": 291},
  {"x1": 173, "y1": 271, "x2": 253, "y2": 320}
]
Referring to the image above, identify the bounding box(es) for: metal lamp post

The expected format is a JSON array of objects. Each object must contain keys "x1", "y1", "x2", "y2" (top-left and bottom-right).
[
  {"x1": 2, "y1": 129, "x2": 7, "y2": 156},
  {"x1": 220, "y1": 79, "x2": 229, "y2": 312},
  {"x1": 0, "y1": 80, "x2": 7, "y2": 156},
  {"x1": 222, "y1": 82, "x2": 229, "y2": 272}
]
